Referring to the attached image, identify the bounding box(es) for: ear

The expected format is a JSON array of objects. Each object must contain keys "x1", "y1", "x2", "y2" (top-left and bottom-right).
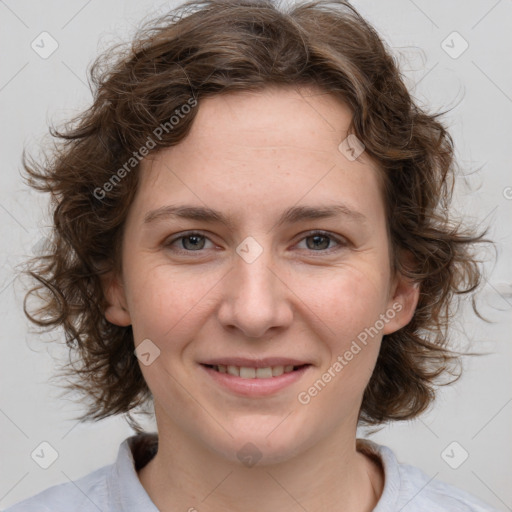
[
  {"x1": 382, "y1": 254, "x2": 420, "y2": 336},
  {"x1": 100, "y1": 270, "x2": 132, "y2": 327}
]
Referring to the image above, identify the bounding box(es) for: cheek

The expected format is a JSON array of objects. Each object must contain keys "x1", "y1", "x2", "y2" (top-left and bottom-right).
[
  {"x1": 125, "y1": 262, "x2": 215, "y2": 345},
  {"x1": 124, "y1": 247, "x2": 390, "y2": 356},
  {"x1": 297, "y1": 274, "x2": 385, "y2": 405},
  {"x1": 295, "y1": 267, "x2": 387, "y2": 392},
  {"x1": 298, "y1": 267, "x2": 389, "y2": 337}
]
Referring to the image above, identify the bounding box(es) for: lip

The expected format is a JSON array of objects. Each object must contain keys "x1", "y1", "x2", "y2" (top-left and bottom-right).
[
  {"x1": 199, "y1": 357, "x2": 310, "y2": 368},
  {"x1": 200, "y1": 363, "x2": 312, "y2": 397}
]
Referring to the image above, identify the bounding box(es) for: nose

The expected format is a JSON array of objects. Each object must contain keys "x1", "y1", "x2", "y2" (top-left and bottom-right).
[{"x1": 216, "y1": 242, "x2": 294, "y2": 339}]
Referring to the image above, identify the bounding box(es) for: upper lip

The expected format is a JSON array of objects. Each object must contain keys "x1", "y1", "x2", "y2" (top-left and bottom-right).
[{"x1": 200, "y1": 357, "x2": 311, "y2": 368}]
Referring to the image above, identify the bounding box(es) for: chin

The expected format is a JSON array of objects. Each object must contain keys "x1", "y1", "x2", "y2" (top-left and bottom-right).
[{"x1": 203, "y1": 417, "x2": 314, "y2": 467}]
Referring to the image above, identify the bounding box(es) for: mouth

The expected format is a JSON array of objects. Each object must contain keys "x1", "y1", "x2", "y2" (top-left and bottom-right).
[
  {"x1": 201, "y1": 363, "x2": 310, "y2": 379},
  {"x1": 199, "y1": 362, "x2": 312, "y2": 397}
]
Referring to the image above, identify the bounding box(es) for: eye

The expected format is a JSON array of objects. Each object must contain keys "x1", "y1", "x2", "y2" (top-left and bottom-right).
[
  {"x1": 164, "y1": 230, "x2": 347, "y2": 255},
  {"x1": 295, "y1": 231, "x2": 346, "y2": 252},
  {"x1": 164, "y1": 232, "x2": 215, "y2": 253}
]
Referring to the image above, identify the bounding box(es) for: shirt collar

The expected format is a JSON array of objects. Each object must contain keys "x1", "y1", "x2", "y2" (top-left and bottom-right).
[
  {"x1": 357, "y1": 438, "x2": 400, "y2": 511},
  {"x1": 110, "y1": 434, "x2": 399, "y2": 511},
  {"x1": 108, "y1": 433, "x2": 159, "y2": 511}
]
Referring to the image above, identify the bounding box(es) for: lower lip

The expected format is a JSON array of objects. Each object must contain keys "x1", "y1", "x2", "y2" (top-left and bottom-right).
[{"x1": 200, "y1": 364, "x2": 311, "y2": 397}]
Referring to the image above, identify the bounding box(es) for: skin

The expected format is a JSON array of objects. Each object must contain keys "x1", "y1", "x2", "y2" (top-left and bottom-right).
[{"x1": 102, "y1": 85, "x2": 419, "y2": 512}]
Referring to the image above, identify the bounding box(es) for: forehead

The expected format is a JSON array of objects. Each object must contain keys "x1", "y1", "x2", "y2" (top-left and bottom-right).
[
  {"x1": 133, "y1": 86, "x2": 386, "y2": 225},
  {"x1": 176, "y1": 86, "x2": 365, "y2": 164}
]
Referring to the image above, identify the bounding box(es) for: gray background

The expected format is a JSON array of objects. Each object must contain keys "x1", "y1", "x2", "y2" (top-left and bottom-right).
[{"x1": 1, "y1": 0, "x2": 511, "y2": 510}]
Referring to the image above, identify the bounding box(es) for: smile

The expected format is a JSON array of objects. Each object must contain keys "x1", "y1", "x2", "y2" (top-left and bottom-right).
[
  {"x1": 200, "y1": 363, "x2": 312, "y2": 397},
  {"x1": 203, "y1": 364, "x2": 307, "y2": 379}
]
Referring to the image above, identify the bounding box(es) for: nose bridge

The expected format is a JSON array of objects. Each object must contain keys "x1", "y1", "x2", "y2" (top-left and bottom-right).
[
  {"x1": 217, "y1": 235, "x2": 292, "y2": 338},
  {"x1": 234, "y1": 237, "x2": 279, "y2": 312},
  {"x1": 230, "y1": 233, "x2": 271, "y2": 279}
]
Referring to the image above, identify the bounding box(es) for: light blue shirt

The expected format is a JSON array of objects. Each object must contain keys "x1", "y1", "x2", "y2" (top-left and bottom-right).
[{"x1": 3, "y1": 434, "x2": 499, "y2": 511}]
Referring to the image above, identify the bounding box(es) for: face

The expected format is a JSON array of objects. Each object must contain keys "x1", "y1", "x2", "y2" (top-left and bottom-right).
[{"x1": 104, "y1": 86, "x2": 418, "y2": 465}]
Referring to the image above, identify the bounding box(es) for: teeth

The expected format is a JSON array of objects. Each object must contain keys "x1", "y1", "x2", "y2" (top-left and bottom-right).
[
  {"x1": 240, "y1": 367, "x2": 256, "y2": 379},
  {"x1": 213, "y1": 364, "x2": 301, "y2": 379},
  {"x1": 256, "y1": 367, "x2": 273, "y2": 378},
  {"x1": 227, "y1": 365, "x2": 239, "y2": 376},
  {"x1": 272, "y1": 366, "x2": 284, "y2": 377}
]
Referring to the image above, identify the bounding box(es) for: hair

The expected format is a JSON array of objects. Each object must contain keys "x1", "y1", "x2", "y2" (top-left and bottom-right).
[{"x1": 22, "y1": 0, "x2": 492, "y2": 431}]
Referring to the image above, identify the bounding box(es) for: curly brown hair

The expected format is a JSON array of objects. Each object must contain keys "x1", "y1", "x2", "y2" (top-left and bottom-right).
[{"x1": 22, "y1": 0, "x2": 492, "y2": 431}]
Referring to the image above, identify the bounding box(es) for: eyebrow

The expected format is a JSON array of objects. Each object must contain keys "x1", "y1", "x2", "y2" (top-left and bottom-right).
[{"x1": 143, "y1": 203, "x2": 368, "y2": 230}]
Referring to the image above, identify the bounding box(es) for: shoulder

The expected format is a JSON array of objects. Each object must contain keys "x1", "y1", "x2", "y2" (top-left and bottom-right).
[
  {"x1": 357, "y1": 439, "x2": 500, "y2": 512},
  {"x1": 3, "y1": 433, "x2": 158, "y2": 512},
  {"x1": 2, "y1": 465, "x2": 112, "y2": 512},
  {"x1": 395, "y1": 461, "x2": 499, "y2": 512}
]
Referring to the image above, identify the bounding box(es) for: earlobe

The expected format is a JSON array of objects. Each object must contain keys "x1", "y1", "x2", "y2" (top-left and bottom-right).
[
  {"x1": 100, "y1": 271, "x2": 132, "y2": 327},
  {"x1": 104, "y1": 304, "x2": 132, "y2": 327}
]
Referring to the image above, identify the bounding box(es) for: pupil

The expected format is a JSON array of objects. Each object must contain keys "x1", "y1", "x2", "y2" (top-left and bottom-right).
[
  {"x1": 308, "y1": 235, "x2": 329, "y2": 250},
  {"x1": 183, "y1": 235, "x2": 204, "y2": 250}
]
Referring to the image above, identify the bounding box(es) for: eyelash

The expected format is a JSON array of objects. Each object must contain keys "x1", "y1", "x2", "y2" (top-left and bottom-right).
[{"x1": 164, "y1": 230, "x2": 347, "y2": 256}]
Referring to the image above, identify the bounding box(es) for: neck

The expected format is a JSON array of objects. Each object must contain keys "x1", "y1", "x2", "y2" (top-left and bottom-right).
[{"x1": 137, "y1": 421, "x2": 383, "y2": 512}]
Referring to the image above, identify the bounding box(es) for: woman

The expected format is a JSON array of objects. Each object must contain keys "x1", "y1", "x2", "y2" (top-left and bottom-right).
[{"x1": 7, "y1": 0, "x2": 499, "y2": 510}]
